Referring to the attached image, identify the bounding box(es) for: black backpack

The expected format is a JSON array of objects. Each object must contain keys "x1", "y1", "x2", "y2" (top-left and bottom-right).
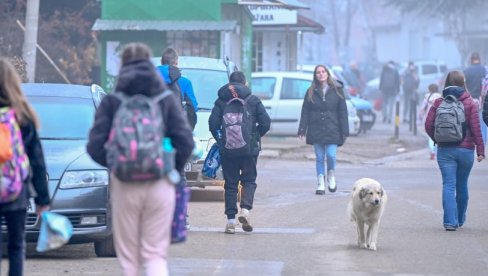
[
  {"x1": 167, "y1": 66, "x2": 197, "y2": 130},
  {"x1": 221, "y1": 94, "x2": 254, "y2": 157}
]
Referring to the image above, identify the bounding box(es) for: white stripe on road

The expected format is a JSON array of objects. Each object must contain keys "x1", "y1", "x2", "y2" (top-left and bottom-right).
[
  {"x1": 190, "y1": 226, "x2": 315, "y2": 234},
  {"x1": 169, "y1": 257, "x2": 284, "y2": 275}
]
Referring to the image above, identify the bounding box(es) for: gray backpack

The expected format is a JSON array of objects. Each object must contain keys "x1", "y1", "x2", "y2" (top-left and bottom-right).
[
  {"x1": 434, "y1": 95, "x2": 465, "y2": 143},
  {"x1": 105, "y1": 91, "x2": 171, "y2": 182}
]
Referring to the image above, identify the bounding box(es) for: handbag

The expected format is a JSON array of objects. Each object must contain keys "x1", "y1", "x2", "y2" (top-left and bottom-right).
[{"x1": 171, "y1": 183, "x2": 190, "y2": 244}]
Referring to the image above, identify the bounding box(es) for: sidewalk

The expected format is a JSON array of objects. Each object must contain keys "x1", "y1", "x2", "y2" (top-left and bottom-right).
[{"x1": 260, "y1": 118, "x2": 430, "y2": 165}]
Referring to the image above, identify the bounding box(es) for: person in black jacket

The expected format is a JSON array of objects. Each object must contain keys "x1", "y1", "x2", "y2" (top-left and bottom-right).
[
  {"x1": 87, "y1": 43, "x2": 194, "y2": 275},
  {"x1": 379, "y1": 61, "x2": 400, "y2": 124},
  {"x1": 0, "y1": 57, "x2": 50, "y2": 276},
  {"x1": 209, "y1": 71, "x2": 270, "y2": 234},
  {"x1": 298, "y1": 65, "x2": 349, "y2": 195},
  {"x1": 464, "y1": 52, "x2": 487, "y2": 144}
]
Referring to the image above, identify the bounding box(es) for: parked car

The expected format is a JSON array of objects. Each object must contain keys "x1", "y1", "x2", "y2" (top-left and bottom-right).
[
  {"x1": 19, "y1": 83, "x2": 115, "y2": 257},
  {"x1": 152, "y1": 56, "x2": 237, "y2": 188},
  {"x1": 331, "y1": 66, "x2": 376, "y2": 134},
  {"x1": 251, "y1": 71, "x2": 360, "y2": 136}
]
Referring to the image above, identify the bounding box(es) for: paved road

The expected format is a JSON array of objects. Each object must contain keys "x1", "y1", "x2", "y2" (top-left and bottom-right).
[{"x1": 11, "y1": 145, "x2": 488, "y2": 275}]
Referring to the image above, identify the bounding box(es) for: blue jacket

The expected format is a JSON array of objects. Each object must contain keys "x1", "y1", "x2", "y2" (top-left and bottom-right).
[{"x1": 157, "y1": 65, "x2": 198, "y2": 110}]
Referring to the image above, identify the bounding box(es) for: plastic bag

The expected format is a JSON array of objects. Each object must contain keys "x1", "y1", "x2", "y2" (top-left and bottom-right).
[
  {"x1": 36, "y1": 211, "x2": 73, "y2": 252},
  {"x1": 202, "y1": 143, "x2": 221, "y2": 179}
]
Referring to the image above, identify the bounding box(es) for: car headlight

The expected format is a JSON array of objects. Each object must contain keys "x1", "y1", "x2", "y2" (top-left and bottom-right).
[{"x1": 60, "y1": 170, "x2": 109, "y2": 189}]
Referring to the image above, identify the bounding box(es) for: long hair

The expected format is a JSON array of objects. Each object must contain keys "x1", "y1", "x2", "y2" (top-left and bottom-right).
[
  {"x1": 306, "y1": 65, "x2": 344, "y2": 102},
  {"x1": 0, "y1": 57, "x2": 39, "y2": 128},
  {"x1": 444, "y1": 70, "x2": 466, "y2": 90}
]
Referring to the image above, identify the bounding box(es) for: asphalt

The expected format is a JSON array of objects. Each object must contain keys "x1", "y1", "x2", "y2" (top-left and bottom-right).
[{"x1": 260, "y1": 117, "x2": 434, "y2": 166}]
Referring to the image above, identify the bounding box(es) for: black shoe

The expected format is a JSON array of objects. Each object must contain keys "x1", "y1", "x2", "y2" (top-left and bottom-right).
[{"x1": 316, "y1": 189, "x2": 325, "y2": 195}]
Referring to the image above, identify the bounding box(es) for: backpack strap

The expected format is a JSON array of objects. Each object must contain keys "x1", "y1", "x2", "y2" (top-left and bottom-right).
[{"x1": 153, "y1": 90, "x2": 173, "y2": 103}]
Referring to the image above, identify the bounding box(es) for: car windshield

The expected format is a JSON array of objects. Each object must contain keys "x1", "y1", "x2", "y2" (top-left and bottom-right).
[
  {"x1": 180, "y1": 68, "x2": 229, "y2": 110},
  {"x1": 28, "y1": 96, "x2": 95, "y2": 140}
]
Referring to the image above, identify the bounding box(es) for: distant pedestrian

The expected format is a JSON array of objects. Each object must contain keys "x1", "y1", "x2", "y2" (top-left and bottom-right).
[
  {"x1": 157, "y1": 47, "x2": 198, "y2": 130},
  {"x1": 379, "y1": 61, "x2": 400, "y2": 124},
  {"x1": 0, "y1": 57, "x2": 50, "y2": 276},
  {"x1": 297, "y1": 65, "x2": 349, "y2": 195},
  {"x1": 402, "y1": 61, "x2": 420, "y2": 123},
  {"x1": 209, "y1": 71, "x2": 270, "y2": 234},
  {"x1": 464, "y1": 52, "x2": 487, "y2": 144},
  {"x1": 425, "y1": 70, "x2": 485, "y2": 231},
  {"x1": 419, "y1": 83, "x2": 441, "y2": 160},
  {"x1": 484, "y1": 93, "x2": 488, "y2": 126},
  {"x1": 87, "y1": 43, "x2": 194, "y2": 276},
  {"x1": 157, "y1": 47, "x2": 198, "y2": 230}
]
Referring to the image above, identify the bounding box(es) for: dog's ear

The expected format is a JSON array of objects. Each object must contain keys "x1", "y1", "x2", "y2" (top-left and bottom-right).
[
  {"x1": 359, "y1": 187, "x2": 368, "y2": 199},
  {"x1": 380, "y1": 187, "x2": 384, "y2": 197}
]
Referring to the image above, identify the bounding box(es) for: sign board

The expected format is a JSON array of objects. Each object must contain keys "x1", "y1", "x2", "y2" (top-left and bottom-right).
[{"x1": 248, "y1": 5, "x2": 297, "y2": 25}]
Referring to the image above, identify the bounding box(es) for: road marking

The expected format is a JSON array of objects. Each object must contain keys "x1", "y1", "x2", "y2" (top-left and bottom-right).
[
  {"x1": 190, "y1": 226, "x2": 315, "y2": 234},
  {"x1": 169, "y1": 257, "x2": 284, "y2": 275}
]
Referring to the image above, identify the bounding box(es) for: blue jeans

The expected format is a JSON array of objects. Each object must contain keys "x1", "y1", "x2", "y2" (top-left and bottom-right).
[
  {"x1": 313, "y1": 144, "x2": 337, "y2": 176},
  {"x1": 0, "y1": 210, "x2": 27, "y2": 276},
  {"x1": 437, "y1": 147, "x2": 474, "y2": 228}
]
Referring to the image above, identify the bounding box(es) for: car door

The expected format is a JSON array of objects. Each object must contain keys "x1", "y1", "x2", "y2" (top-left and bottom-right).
[
  {"x1": 251, "y1": 75, "x2": 278, "y2": 128},
  {"x1": 273, "y1": 77, "x2": 310, "y2": 135}
]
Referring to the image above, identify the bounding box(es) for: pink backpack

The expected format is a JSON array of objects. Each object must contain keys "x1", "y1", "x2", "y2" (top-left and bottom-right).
[{"x1": 0, "y1": 108, "x2": 30, "y2": 203}]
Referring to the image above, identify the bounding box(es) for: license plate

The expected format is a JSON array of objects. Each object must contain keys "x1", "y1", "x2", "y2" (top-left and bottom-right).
[
  {"x1": 27, "y1": 198, "x2": 36, "y2": 214},
  {"x1": 184, "y1": 162, "x2": 192, "y2": 172},
  {"x1": 362, "y1": 114, "x2": 374, "y2": 122}
]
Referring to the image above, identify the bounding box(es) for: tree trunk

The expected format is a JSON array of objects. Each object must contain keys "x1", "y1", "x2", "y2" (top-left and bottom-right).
[{"x1": 22, "y1": 0, "x2": 40, "y2": 83}]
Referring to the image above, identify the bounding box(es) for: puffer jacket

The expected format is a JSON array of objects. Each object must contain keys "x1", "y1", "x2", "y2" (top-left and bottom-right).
[
  {"x1": 87, "y1": 59, "x2": 194, "y2": 172},
  {"x1": 208, "y1": 82, "x2": 271, "y2": 157},
  {"x1": 297, "y1": 83, "x2": 349, "y2": 146},
  {"x1": 425, "y1": 86, "x2": 485, "y2": 157}
]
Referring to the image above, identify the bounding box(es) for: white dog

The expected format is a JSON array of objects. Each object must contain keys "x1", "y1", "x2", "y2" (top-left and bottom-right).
[{"x1": 347, "y1": 178, "x2": 387, "y2": 251}]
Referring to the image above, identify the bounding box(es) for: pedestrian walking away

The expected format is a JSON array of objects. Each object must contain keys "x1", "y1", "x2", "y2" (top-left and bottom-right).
[
  {"x1": 379, "y1": 61, "x2": 400, "y2": 124},
  {"x1": 424, "y1": 70, "x2": 485, "y2": 231},
  {"x1": 157, "y1": 47, "x2": 198, "y2": 130},
  {"x1": 402, "y1": 61, "x2": 420, "y2": 123},
  {"x1": 464, "y1": 52, "x2": 487, "y2": 144},
  {"x1": 0, "y1": 57, "x2": 50, "y2": 276},
  {"x1": 297, "y1": 65, "x2": 349, "y2": 195},
  {"x1": 157, "y1": 47, "x2": 198, "y2": 231},
  {"x1": 87, "y1": 43, "x2": 194, "y2": 276},
  {"x1": 419, "y1": 83, "x2": 441, "y2": 160},
  {"x1": 208, "y1": 71, "x2": 270, "y2": 234}
]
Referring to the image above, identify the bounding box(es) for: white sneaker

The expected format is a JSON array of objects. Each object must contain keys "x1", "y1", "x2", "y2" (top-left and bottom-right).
[
  {"x1": 327, "y1": 170, "x2": 337, "y2": 192},
  {"x1": 316, "y1": 174, "x2": 325, "y2": 195},
  {"x1": 238, "y1": 209, "x2": 253, "y2": 232},
  {"x1": 225, "y1": 223, "x2": 236, "y2": 234}
]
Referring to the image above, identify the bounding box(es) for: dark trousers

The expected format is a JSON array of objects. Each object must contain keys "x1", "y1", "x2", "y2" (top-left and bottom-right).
[
  {"x1": 221, "y1": 155, "x2": 257, "y2": 219},
  {"x1": 0, "y1": 210, "x2": 27, "y2": 276}
]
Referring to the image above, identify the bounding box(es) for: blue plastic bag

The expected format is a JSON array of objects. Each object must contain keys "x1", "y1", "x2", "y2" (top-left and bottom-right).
[
  {"x1": 202, "y1": 143, "x2": 221, "y2": 179},
  {"x1": 36, "y1": 211, "x2": 73, "y2": 252}
]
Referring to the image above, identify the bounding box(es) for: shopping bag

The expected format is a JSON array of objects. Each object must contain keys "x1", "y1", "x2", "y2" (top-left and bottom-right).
[
  {"x1": 36, "y1": 211, "x2": 73, "y2": 252},
  {"x1": 202, "y1": 143, "x2": 221, "y2": 179},
  {"x1": 171, "y1": 184, "x2": 190, "y2": 244}
]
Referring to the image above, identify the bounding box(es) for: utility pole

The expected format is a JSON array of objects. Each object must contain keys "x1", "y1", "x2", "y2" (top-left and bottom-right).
[{"x1": 22, "y1": 0, "x2": 40, "y2": 83}]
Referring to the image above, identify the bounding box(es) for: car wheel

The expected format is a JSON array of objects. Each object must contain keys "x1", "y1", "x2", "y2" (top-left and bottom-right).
[{"x1": 94, "y1": 236, "x2": 116, "y2": 257}]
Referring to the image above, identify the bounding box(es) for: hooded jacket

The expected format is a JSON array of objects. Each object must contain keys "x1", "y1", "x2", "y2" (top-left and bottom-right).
[
  {"x1": 87, "y1": 59, "x2": 194, "y2": 172},
  {"x1": 298, "y1": 82, "x2": 349, "y2": 146},
  {"x1": 208, "y1": 82, "x2": 270, "y2": 157},
  {"x1": 425, "y1": 86, "x2": 485, "y2": 157},
  {"x1": 157, "y1": 64, "x2": 198, "y2": 129}
]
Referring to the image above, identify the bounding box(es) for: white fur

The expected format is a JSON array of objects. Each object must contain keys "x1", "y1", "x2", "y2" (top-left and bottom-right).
[{"x1": 347, "y1": 178, "x2": 387, "y2": 251}]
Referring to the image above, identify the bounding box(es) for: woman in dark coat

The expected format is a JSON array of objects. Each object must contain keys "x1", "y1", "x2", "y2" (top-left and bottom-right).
[{"x1": 298, "y1": 65, "x2": 349, "y2": 195}]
